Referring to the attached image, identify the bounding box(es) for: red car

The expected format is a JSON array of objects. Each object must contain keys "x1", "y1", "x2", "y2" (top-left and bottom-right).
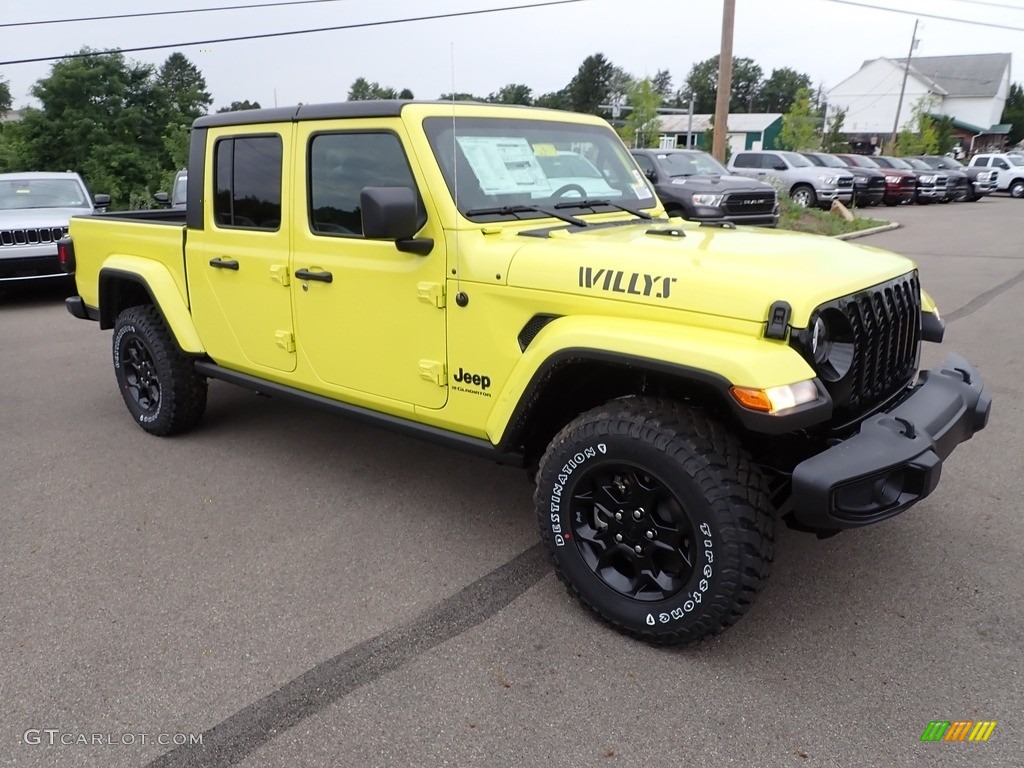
[{"x1": 836, "y1": 154, "x2": 916, "y2": 206}]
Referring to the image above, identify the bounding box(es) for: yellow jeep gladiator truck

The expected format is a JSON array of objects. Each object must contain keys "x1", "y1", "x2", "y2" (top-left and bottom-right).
[{"x1": 61, "y1": 101, "x2": 991, "y2": 645}]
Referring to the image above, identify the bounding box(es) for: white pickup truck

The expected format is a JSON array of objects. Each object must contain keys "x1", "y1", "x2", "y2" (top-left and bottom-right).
[{"x1": 966, "y1": 153, "x2": 1024, "y2": 198}]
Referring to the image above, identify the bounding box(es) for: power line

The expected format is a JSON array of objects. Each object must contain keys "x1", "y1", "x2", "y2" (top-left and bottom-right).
[
  {"x1": 0, "y1": 0, "x2": 592, "y2": 67},
  {"x1": 0, "y1": 0, "x2": 350, "y2": 29},
  {"x1": 819, "y1": 0, "x2": 1024, "y2": 31},
  {"x1": 945, "y1": 0, "x2": 1024, "y2": 10}
]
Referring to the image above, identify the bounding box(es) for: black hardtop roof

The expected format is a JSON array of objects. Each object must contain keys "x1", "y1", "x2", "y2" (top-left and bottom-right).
[{"x1": 193, "y1": 99, "x2": 543, "y2": 129}]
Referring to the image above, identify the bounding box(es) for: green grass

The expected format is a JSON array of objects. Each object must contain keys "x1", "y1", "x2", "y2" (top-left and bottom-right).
[{"x1": 777, "y1": 196, "x2": 889, "y2": 237}]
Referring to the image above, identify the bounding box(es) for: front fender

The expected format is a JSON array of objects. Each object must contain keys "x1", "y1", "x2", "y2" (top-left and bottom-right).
[
  {"x1": 486, "y1": 315, "x2": 825, "y2": 443},
  {"x1": 99, "y1": 256, "x2": 204, "y2": 353}
]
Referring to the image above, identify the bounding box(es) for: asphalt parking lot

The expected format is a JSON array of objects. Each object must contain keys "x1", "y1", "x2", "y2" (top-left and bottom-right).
[{"x1": 2, "y1": 196, "x2": 1021, "y2": 768}]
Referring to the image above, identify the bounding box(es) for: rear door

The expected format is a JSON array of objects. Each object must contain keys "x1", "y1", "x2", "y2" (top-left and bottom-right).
[{"x1": 186, "y1": 126, "x2": 296, "y2": 373}]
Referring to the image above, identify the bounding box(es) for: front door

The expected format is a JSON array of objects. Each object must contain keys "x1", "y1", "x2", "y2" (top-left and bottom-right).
[
  {"x1": 291, "y1": 122, "x2": 447, "y2": 409},
  {"x1": 186, "y1": 127, "x2": 296, "y2": 372}
]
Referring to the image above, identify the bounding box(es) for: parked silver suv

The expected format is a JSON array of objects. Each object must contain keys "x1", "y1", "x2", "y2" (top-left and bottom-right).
[
  {"x1": 0, "y1": 172, "x2": 108, "y2": 284},
  {"x1": 728, "y1": 150, "x2": 854, "y2": 208}
]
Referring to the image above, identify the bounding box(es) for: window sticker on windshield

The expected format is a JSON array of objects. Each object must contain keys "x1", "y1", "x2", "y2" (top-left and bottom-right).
[
  {"x1": 456, "y1": 136, "x2": 552, "y2": 196},
  {"x1": 631, "y1": 169, "x2": 654, "y2": 199},
  {"x1": 532, "y1": 143, "x2": 558, "y2": 156}
]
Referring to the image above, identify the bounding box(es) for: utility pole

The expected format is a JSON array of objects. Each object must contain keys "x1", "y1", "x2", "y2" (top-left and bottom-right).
[
  {"x1": 712, "y1": 0, "x2": 735, "y2": 161},
  {"x1": 890, "y1": 19, "x2": 920, "y2": 148}
]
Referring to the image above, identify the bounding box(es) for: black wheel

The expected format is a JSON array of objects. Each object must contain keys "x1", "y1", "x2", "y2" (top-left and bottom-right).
[
  {"x1": 789, "y1": 185, "x2": 815, "y2": 208},
  {"x1": 550, "y1": 183, "x2": 587, "y2": 199},
  {"x1": 535, "y1": 398, "x2": 774, "y2": 645},
  {"x1": 112, "y1": 305, "x2": 207, "y2": 436},
  {"x1": 953, "y1": 183, "x2": 970, "y2": 203},
  {"x1": 1009, "y1": 179, "x2": 1024, "y2": 199}
]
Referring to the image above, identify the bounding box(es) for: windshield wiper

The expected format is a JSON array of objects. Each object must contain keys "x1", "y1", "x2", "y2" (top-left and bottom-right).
[
  {"x1": 464, "y1": 204, "x2": 587, "y2": 227},
  {"x1": 553, "y1": 198, "x2": 654, "y2": 220}
]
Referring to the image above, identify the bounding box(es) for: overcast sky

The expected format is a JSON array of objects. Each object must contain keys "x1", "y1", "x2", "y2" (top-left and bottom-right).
[{"x1": 2, "y1": 0, "x2": 1023, "y2": 111}]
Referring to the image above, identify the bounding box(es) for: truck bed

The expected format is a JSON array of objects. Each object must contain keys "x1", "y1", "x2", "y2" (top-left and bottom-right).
[{"x1": 69, "y1": 210, "x2": 188, "y2": 313}]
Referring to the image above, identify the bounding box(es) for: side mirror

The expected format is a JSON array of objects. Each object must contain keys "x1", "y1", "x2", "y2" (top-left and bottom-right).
[
  {"x1": 773, "y1": 162, "x2": 787, "y2": 171},
  {"x1": 644, "y1": 169, "x2": 656, "y2": 181},
  {"x1": 93, "y1": 193, "x2": 111, "y2": 209},
  {"x1": 360, "y1": 186, "x2": 432, "y2": 255},
  {"x1": 153, "y1": 192, "x2": 170, "y2": 206}
]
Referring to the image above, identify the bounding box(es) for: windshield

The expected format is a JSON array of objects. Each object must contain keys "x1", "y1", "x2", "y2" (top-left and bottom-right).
[
  {"x1": 779, "y1": 151, "x2": 812, "y2": 168},
  {"x1": 172, "y1": 174, "x2": 187, "y2": 206},
  {"x1": 1010, "y1": 156, "x2": 1024, "y2": 166},
  {"x1": 814, "y1": 153, "x2": 847, "y2": 168},
  {"x1": 935, "y1": 157, "x2": 963, "y2": 169},
  {"x1": 904, "y1": 158, "x2": 932, "y2": 170},
  {"x1": 424, "y1": 116, "x2": 655, "y2": 218},
  {"x1": 883, "y1": 157, "x2": 913, "y2": 170},
  {"x1": 658, "y1": 151, "x2": 729, "y2": 176},
  {"x1": 848, "y1": 155, "x2": 880, "y2": 168},
  {"x1": 0, "y1": 178, "x2": 90, "y2": 210}
]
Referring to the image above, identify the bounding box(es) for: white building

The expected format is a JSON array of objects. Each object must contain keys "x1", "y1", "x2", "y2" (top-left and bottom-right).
[{"x1": 827, "y1": 53, "x2": 1011, "y2": 149}]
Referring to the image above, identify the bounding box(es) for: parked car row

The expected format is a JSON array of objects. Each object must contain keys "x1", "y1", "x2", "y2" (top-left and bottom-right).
[{"x1": 728, "y1": 150, "x2": 999, "y2": 210}]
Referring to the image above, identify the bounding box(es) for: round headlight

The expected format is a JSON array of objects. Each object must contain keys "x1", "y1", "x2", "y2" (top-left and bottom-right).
[{"x1": 805, "y1": 309, "x2": 854, "y2": 382}]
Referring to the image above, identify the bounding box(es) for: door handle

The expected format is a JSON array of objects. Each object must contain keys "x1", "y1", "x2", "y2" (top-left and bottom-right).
[
  {"x1": 209, "y1": 258, "x2": 239, "y2": 270},
  {"x1": 294, "y1": 268, "x2": 333, "y2": 283}
]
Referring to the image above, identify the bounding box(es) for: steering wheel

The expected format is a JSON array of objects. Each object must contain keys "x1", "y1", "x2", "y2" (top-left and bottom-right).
[{"x1": 551, "y1": 184, "x2": 587, "y2": 199}]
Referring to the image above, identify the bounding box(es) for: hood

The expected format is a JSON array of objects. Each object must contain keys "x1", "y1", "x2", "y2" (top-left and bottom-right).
[
  {"x1": 662, "y1": 174, "x2": 774, "y2": 194},
  {"x1": 504, "y1": 221, "x2": 913, "y2": 326},
  {"x1": 0, "y1": 207, "x2": 89, "y2": 228}
]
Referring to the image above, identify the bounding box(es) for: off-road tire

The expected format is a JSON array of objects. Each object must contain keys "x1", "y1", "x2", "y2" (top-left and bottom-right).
[
  {"x1": 112, "y1": 305, "x2": 207, "y2": 436},
  {"x1": 534, "y1": 398, "x2": 774, "y2": 646}
]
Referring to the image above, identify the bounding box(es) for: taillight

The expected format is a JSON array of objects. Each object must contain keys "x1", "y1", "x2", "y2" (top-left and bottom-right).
[{"x1": 57, "y1": 237, "x2": 75, "y2": 273}]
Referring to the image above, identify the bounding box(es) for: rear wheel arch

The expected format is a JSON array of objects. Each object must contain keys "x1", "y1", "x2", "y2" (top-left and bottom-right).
[{"x1": 98, "y1": 270, "x2": 157, "y2": 329}]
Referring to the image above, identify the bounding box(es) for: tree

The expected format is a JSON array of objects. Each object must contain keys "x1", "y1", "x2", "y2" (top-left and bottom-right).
[
  {"x1": 438, "y1": 92, "x2": 483, "y2": 102},
  {"x1": 820, "y1": 107, "x2": 848, "y2": 152},
  {"x1": 776, "y1": 87, "x2": 819, "y2": 151},
  {"x1": 487, "y1": 83, "x2": 533, "y2": 106},
  {"x1": 347, "y1": 77, "x2": 400, "y2": 101},
  {"x1": 217, "y1": 99, "x2": 262, "y2": 113},
  {"x1": 652, "y1": 69, "x2": 673, "y2": 100},
  {"x1": 682, "y1": 56, "x2": 763, "y2": 113},
  {"x1": 757, "y1": 67, "x2": 812, "y2": 113},
  {"x1": 157, "y1": 53, "x2": 211, "y2": 124},
  {"x1": 15, "y1": 50, "x2": 170, "y2": 206},
  {"x1": 895, "y1": 96, "x2": 940, "y2": 155},
  {"x1": 534, "y1": 88, "x2": 571, "y2": 110},
  {"x1": 0, "y1": 76, "x2": 11, "y2": 114},
  {"x1": 1000, "y1": 82, "x2": 1024, "y2": 146},
  {"x1": 622, "y1": 78, "x2": 661, "y2": 148},
  {"x1": 568, "y1": 53, "x2": 614, "y2": 114},
  {"x1": 398, "y1": 88, "x2": 414, "y2": 100}
]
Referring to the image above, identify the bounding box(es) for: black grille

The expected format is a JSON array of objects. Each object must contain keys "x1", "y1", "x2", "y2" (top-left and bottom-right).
[
  {"x1": 867, "y1": 177, "x2": 885, "y2": 190},
  {"x1": 837, "y1": 177, "x2": 854, "y2": 189},
  {"x1": 843, "y1": 274, "x2": 920, "y2": 413},
  {"x1": 792, "y1": 273, "x2": 921, "y2": 421},
  {"x1": 722, "y1": 192, "x2": 775, "y2": 215},
  {"x1": 0, "y1": 226, "x2": 67, "y2": 247}
]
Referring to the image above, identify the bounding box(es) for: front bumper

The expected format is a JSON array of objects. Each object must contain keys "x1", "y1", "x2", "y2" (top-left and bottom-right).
[
  {"x1": 916, "y1": 185, "x2": 947, "y2": 201},
  {"x1": 791, "y1": 353, "x2": 990, "y2": 530},
  {"x1": 0, "y1": 251, "x2": 64, "y2": 282}
]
